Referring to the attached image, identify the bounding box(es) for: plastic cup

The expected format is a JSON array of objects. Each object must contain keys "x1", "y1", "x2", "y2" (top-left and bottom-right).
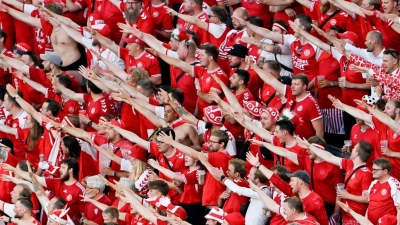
[
  {"x1": 197, "y1": 170, "x2": 206, "y2": 185},
  {"x1": 337, "y1": 183, "x2": 345, "y2": 190},
  {"x1": 380, "y1": 140, "x2": 388, "y2": 148},
  {"x1": 317, "y1": 75, "x2": 325, "y2": 81},
  {"x1": 344, "y1": 140, "x2": 352, "y2": 147},
  {"x1": 79, "y1": 110, "x2": 87, "y2": 116}
]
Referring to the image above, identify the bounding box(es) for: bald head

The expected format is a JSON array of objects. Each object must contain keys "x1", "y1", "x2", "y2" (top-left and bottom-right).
[{"x1": 368, "y1": 31, "x2": 383, "y2": 45}]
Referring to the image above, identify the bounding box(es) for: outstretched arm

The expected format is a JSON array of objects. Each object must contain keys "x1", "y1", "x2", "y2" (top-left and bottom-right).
[
  {"x1": 297, "y1": 137, "x2": 341, "y2": 166},
  {"x1": 148, "y1": 159, "x2": 184, "y2": 182},
  {"x1": 86, "y1": 27, "x2": 119, "y2": 55},
  {"x1": 160, "y1": 90, "x2": 199, "y2": 126},
  {"x1": 233, "y1": 16, "x2": 283, "y2": 44},
  {"x1": 167, "y1": 8, "x2": 208, "y2": 31},
  {"x1": 1, "y1": 5, "x2": 41, "y2": 28},
  {"x1": 53, "y1": 82, "x2": 85, "y2": 102},
  {"x1": 252, "y1": 140, "x2": 299, "y2": 165},
  {"x1": 157, "y1": 132, "x2": 199, "y2": 159},
  {"x1": 249, "y1": 180, "x2": 280, "y2": 214},
  {"x1": 328, "y1": 95, "x2": 372, "y2": 123},
  {"x1": 329, "y1": 0, "x2": 366, "y2": 17},
  {"x1": 338, "y1": 202, "x2": 373, "y2": 225},
  {"x1": 124, "y1": 98, "x2": 166, "y2": 127},
  {"x1": 42, "y1": 6, "x2": 78, "y2": 29},
  {"x1": 6, "y1": 85, "x2": 42, "y2": 123},
  {"x1": 110, "y1": 123, "x2": 149, "y2": 149},
  {"x1": 248, "y1": 58, "x2": 285, "y2": 94},
  {"x1": 291, "y1": 22, "x2": 331, "y2": 52},
  {"x1": 0, "y1": 55, "x2": 29, "y2": 75}
]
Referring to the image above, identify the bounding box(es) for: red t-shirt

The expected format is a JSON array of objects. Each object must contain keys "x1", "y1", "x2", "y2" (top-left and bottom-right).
[
  {"x1": 270, "y1": 192, "x2": 288, "y2": 225},
  {"x1": 5, "y1": 111, "x2": 29, "y2": 161},
  {"x1": 292, "y1": 213, "x2": 320, "y2": 225},
  {"x1": 180, "y1": 167, "x2": 204, "y2": 204},
  {"x1": 120, "y1": 102, "x2": 141, "y2": 135},
  {"x1": 311, "y1": 1, "x2": 352, "y2": 32},
  {"x1": 0, "y1": 48, "x2": 13, "y2": 85},
  {"x1": 16, "y1": 127, "x2": 43, "y2": 169},
  {"x1": 229, "y1": 67, "x2": 262, "y2": 102},
  {"x1": 223, "y1": 179, "x2": 249, "y2": 213},
  {"x1": 366, "y1": 12, "x2": 400, "y2": 52},
  {"x1": 148, "y1": 142, "x2": 185, "y2": 204},
  {"x1": 367, "y1": 177, "x2": 399, "y2": 224},
  {"x1": 300, "y1": 191, "x2": 329, "y2": 225},
  {"x1": 298, "y1": 155, "x2": 344, "y2": 204},
  {"x1": 119, "y1": 47, "x2": 161, "y2": 78},
  {"x1": 241, "y1": 0, "x2": 271, "y2": 28},
  {"x1": 284, "y1": 85, "x2": 323, "y2": 139},
  {"x1": 125, "y1": 213, "x2": 151, "y2": 225},
  {"x1": 24, "y1": 5, "x2": 51, "y2": 55},
  {"x1": 246, "y1": 133, "x2": 275, "y2": 172},
  {"x1": 60, "y1": 0, "x2": 87, "y2": 25},
  {"x1": 46, "y1": 88, "x2": 81, "y2": 120},
  {"x1": 350, "y1": 124, "x2": 380, "y2": 168},
  {"x1": 370, "y1": 116, "x2": 400, "y2": 180},
  {"x1": 99, "y1": 0, "x2": 125, "y2": 43},
  {"x1": 316, "y1": 53, "x2": 341, "y2": 109},
  {"x1": 207, "y1": 23, "x2": 231, "y2": 48},
  {"x1": 0, "y1": 12, "x2": 14, "y2": 50},
  {"x1": 84, "y1": 195, "x2": 112, "y2": 224},
  {"x1": 84, "y1": 94, "x2": 117, "y2": 132},
  {"x1": 170, "y1": 62, "x2": 199, "y2": 115},
  {"x1": 339, "y1": 158, "x2": 372, "y2": 222},
  {"x1": 282, "y1": 35, "x2": 322, "y2": 83},
  {"x1": 12, "y1": 70, "x2": 44, "y2": 106},
  {"x1": 0, "y1": 153, "x2": 18, "y2": 203},
  {"x1": 119, "y1": 4, "x2": 155, "y2": 35},
  {"x1": 145, "y1": 3, "x2": 173, "y2": 42},
  {"x1": 272, "y1": 136, "x2": 307, "y2": 172},
  {"x1": 177, "y1": 11, "x2": 209, "y2": 45},
  {"x1": 202, "y1": 151, "x2": 232, "y2": 206},
  {"x1": 44, "y1": 178, "x2": 86, "y2": 222},
  {"x1": 193, "y1": 66, "x2": 228, "y2": 119},
  {"x1": 28, "y1": 67, "x2": 83, "y2": 93}
]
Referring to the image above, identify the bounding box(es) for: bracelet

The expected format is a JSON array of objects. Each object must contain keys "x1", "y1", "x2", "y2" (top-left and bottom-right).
[
  {"x1": 13, "y1": 95, "x2": 19, "y2": 100},
  {"x1": 255, "y1": 163, "x2": 261, "y2": 169},
  {"x1": 113, "y1": 171, "x2": 117, "y2": 177},
  {"x1": 88, "y1": 121, "x2": 93, "y2": 126},
  {"x1": 9, "y1": 217, "x2": 11, "y2": 223}
]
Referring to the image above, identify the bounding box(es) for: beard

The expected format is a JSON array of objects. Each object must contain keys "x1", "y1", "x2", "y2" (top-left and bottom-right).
[
  {"x1": 14, "y1": 215, "x2": 23, "y2": 219},
  {"x1": 229, "y1": 84, "x2": 238, "y2": 90},
  {"x1": 205, "y1": 122, "x2": 213, "y2": 129},
  {"x1": 92, "y1": 39, "x2": 100, "y2": 46},
  {"x1": 44, "y1": 66, "x2": 51, "y2": 73},
  {"x1": 230, "y1": 61, "x2": 240, "y2": 68},
  {"x1": 125, "y1": 7, "x2": 140, "y2": 23},
  {"x1": 60, "y1": 173, "x2": 70, "y2": 182}
]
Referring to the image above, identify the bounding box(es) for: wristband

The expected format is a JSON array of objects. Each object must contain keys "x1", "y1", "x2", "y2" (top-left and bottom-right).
[
  {"x1": 255, "y1": 163, "x2": 261, "y2": 169},
  {"x1": 113, "y1": 171, "x2": 117, "y2": 177},
  {"x1": 220, "y1": 175, "x2": 226, "y2": 182},
  {"x1": 88, "y1": 121, "x2": 93, "y2": 126},
  {"x1": 13, "y1": 95, "x2": 19, "y2": 100},
  {"x1": 9, "y1": 217, "x2": 11, "y2": 223}
]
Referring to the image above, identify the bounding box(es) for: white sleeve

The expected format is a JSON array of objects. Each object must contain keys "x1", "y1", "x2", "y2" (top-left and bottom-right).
[
  {"x1": 3, "y1": 203, "x2": 15, "y2": 217},
  {"x1": 120, "y1": 158, "x2": 132, "y2": 172},
  {"x1": 224, "y1": 179, "x2": 260, "y2": 199},
  {"x1": 279, "y1": 44, "x2": 292, "y2": 55},
  {"x1": 23, "y1": 4, "x2": 37, "y2": 14},
  {"x1": 166, "y1": 50, "x2": 179, "y2": 59},
  {"x1": 313, "y1": 44, "x2": 323, "y2": 60},
  {"x1": 197, "y1": 120, "x2": 206, "y2": 135},
  {"x1": 225, "y1": 131, "x2": 237, "y2": 156},
  {"x1": 155, "y1": 106, "x2": 165, "y2": 118},
  {"x1": 331, "y1": 47, "x2": 344, "y2": 61},
  {"x1": 106, "y1": 51, "x2": 126, "y2": 71},
  {"x1": 81, "y1": 37, "x2": 95, "y2": 50},
  {"x1": 344, "y1": 43, "x2": 369, "y2": 60},
  {"x1": 282, "y1": 34, "x2": 296, "y2": 46},
  {"x1": 208, "y1": 24, "x2": 227, "y2": 38}
]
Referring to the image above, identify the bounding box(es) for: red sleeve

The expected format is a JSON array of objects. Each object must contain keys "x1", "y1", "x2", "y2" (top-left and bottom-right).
[
  {"x1": 46, "y1": 88, "x2": 56, "y2": 99},
  {"x1": 149, "y1": 142, "x2": 161, "y2": 158},
  {"x1": 44, "y1": 178, "x2": 58, "y2": 191},
  {"x1": 140, "y1": 19, "x2": 155, "y2": 34},
  {"x1": 307, "y1": 99, "x2": 322, "y2": 121},
  {"x1": 269, "y1": 173, "x2": 293, "y2": 196},
  {"x1": 28, "y1": 67, "x2": 52, "y2": 88},
  {"x1": 119, "y1": 46, "x2": 129, "y2": 59},
  {"x1": 15, "y1": 127, "x2": 28, "y2": 142},
  {"x1": 40, "y1": 18, "x2": 53, "y2": 36},
  {"x1": 83, "y1": 93, "x2": 91, "y2": 103},
  {"x1": 5, "y1": 152, "x2": 19, "y2": 167},
  {"x1": 119, "y1": 1, "x2": 126, "y2": 11},
  {"x1": 297, "y1": 154, "x2": 307, "y2": 169},
  {"x1": 148, "y1": 57, "x2": 161, "y2": 77},
  {"x1": 162, "y1": 13, "x2": 173, "y2": 31},
  {"x1": 209, "y1": 80, "x2": 223, "y2": 93},
  {"x1": 148, "y1": 98, "x2": 158, "y2": 106},
  {"x1": 284, "y1": 85, "x2": 295, "y2": 103},
  {"x1": 365, "y1": 11, "x2": 379, "y2": 25},
  {"x1": 361, "y1": 171, "x2": 373, "y2": 191},
  {"x1": 193, "y1": 66, "x2": 204, "y2": 79},
  {"x1": 340, "y1": 158, "x2": 350, "y2": 170}
]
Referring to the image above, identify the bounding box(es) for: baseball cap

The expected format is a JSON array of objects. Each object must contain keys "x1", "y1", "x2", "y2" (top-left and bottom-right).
[
  {"x1": 154, "y1": 85, "x2": 172, "y2": 92},
  {"x1": 338, "y1": 31, "x2": 360, "y2": 47},
  {"x1": 40, "y1": 52, "x2": 63, "y2": 66},
  {"x1": 287, "y1": 170, "x2": 310, "y2": 184},
  {"x1": 378, "y1": 215, "x2": 397, "y2": 225},
  {"x1": 92, "y1": 24, "x2": 111, "y2": 37},
  {"x1": 123, "y1": 35, "x2": 145, "y2": 46},
  {"x1": 227, "y1": 44, "x2": 248, "y2": 58},
  {"x1": 14, "y1": 43, "x2": 32, "y2": 55},
  {"x1": 278, "y1": 76, "x2": 292, "y2": 85}
]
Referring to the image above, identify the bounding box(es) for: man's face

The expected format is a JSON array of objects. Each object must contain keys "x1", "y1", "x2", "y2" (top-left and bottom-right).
[
  {"x1": 59, "y1": 163, "x2": 70, "y2": 181},
  {"x1": 13, "y1": 201, "x2": 25, "y2": 219},
  {"x1": 382, "y1": 54, "x2": 397, "y2": 74},
  {"x1": 364, "y1": 33, "x2": 375, "y2": 52},
  {"x1": 206, "y1": 219, "x2": 218, "y2": 225},
  {"x1": 4, "y1": 94, "x2": 12, "y2": 112},
  {"x1": 228, "y1": 55, "x2": 241, "y2": 68},
  {"x1": 169, "y1": 38, "x2": 180, "y2": 52},
  {"x1": 293, "y1": 18, "x2": 302, "y2": 38},
  {"x1": 147, "y1": 189, "x2": 161, "y2": 198},
  {"x1": 226, "y1": 163, "x2": 236, "y2": 179},
  {"x1": 289, "y1": 177, "x2": 301, "y2": 193},
  {"x1": 20, "y1": 55, "x2": 32, "y2": 66},
  {"x1": 157, "y1": 140, "x2": 170, "y2": 153},
  {"x1": 124, "y1": 1, "x2": 141, "y2": 23},
  {"x1": 231, "y1": 10, "x2": 245, "y2": 30},
  {"x1": 184, "y1": 155, "x2": 196, "y2": 167},
  {"x1": 384, "y1": 100, "x2": 398, "y2": 119},
  {"x1": 164, "y1": 105, "x2": 176, "y2": 123},
  {"x1": 350, "y1": 144, "x2": 359, "y2": 160},
  {"x1": 85, "y1": 183, "x2": 99, "y2": 199},
  {"x1": 291, "y1": 79, "x2": 305, "y2": 96},
  {"x1": 43, "y1": 60, "x2": 52, "y2": 73},
  {"x1": 182, "y1": 0, "x2": 194, "y2": 13},
  {"x1": 274, "y1": 126, "x2": 285, "y2": 143},
  {"x1": 40, "y1": 102, "x2": 50, "y2": 116},
  {"x1": 260, "y1": 112, "x2": 273, "y2": 131},
  {"x1": 209, "y1": 135, "x2": 221, "y2": 152},
  {"x1": 199, "y1": 50, "x2": 210, "y2": 67},
  {"x1": 126, "y1": 43, "x2": 139, "y2": 56},
  {"x1": 361, "y1": 0, "x2": 372, "y2": 9},
  {"x1": 247, "y1": 167, "x2": 257, "y2": 182},
  {"x1": 177, "y1": 42, "x2": 188, "y2": 60},
  {"x1": 10, "y1": 185, "x2": 22, "y2": 204},
  {"x1": 105, "y1": 127, "x2": 117, "y2": 141},
  {"x1": 272, "y1": 25, "x2": 284, "y2": 34},
  {"x1": 102, "y1": 214, "x2": 115, "y2": 223},
  {"x1": 46, "y1": 198, "x2": 58, "y2": 215},
  {"x1": 381, "y1": 0, "x2": 396, "y2": 13},
  {"x1": 229, "y1": 73, "x2": 241, "y2": 90},
  {"x1": 283, "y1": 202, "x2": 294, "y2": 221}
]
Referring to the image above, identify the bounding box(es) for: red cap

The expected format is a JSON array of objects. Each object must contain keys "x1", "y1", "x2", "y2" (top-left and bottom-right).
[
  {"x1": 243, "y1": 101, "x2": 262, "y2": 117},
  {"x1": 171, "y1": 28, "x2": 190, "y2": 41},
  {"x1": 205, "y1": 208, "x2": 226, "y2": 223},
  {"x1": 224, "y1": 212, "x2": 245, "y2": 225},
  {"x1": 338, "y1": 31, "x2": 360, "y2": 47},
  {"x1": 204, "y1": 105, "x2": 223, "y2": 126},
  {"x1": 129, "y1": 145, "x2": 148, "y2": 162},
  {"x1": 123, "y1": 35, "x2": 145, "y2": 46},
  {"x1": 260, "y1": 107, "x2": 280, "y2": 123},
  {"x1": 49, "y1": 209, "x2": 69, "y2": 225},
  {"x1": 378, "y1": 215, "x2": 397, "y2": 225},
  {"x1": 88, "y1": 13, "x2": 104, "y2": 26},
  {"x1": 92, "y1": 24, "x2": 111, "y2": 37},
  {"x1": 111, "y1": 118, "x2": 125, "y2": 129},
  {"x1": 14, "y1": 43, "x2": 32, "y2": 54}
]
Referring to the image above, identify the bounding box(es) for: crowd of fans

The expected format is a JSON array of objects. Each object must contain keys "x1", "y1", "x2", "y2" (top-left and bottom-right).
[{"x1": 0, "y1": 0, "x2": 400, "y2": 224}]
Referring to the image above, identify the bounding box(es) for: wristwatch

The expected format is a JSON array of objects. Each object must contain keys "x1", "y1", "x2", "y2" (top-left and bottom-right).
[
  {"x1": 330, "y1": 82, "x2": 334, "y2": 87},
  {"x1": 88, "y1": 121, "x2": 93, "y2": 126}
]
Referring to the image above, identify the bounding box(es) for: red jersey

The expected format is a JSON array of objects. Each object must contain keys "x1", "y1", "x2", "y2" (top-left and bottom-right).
[
  {"x1": 12, "y1": 70, "x2": 45, "y2": 106},
  {"x1": 350, "y1": 124, "x2": 380, "y2": 168},
  {"x1": 16, "y1": 128, "x2": 43, "y2": 169},
  {"x1": 180, "y1": 166, "x2": 204, "y2": 204},
  {"x1": 316, "y1": 53, "x2": 341, "y2": 109},
  {"x1": 84, "y1": 94, "x2": 117, "y2": 132},
  {"x1": 0, "y1": 153, "x2": 18, "y2": 203},
  {"x1": 0, "y1": 48, "x2": 13, "y2": 85},
  {"x1": 0, "y1": 12, "x2": 14, "y2": 50},
  {"x1": 370, "y1": 116, "x2": 400, "y2": 180},
  {"x1": 119, "y1": 4, "x2": 155, "y2": 35},
  {"x1": 339, "y1": 159, "x2": 372, "y2": 222},
  {"x1": 177, "y1": 11, "x2": 209, "y2": 45},
  {"x1": 284, "y1": 85, "x2": 323, "y2": 139},
  {"x1": 120, "y1": 102, "x2": 141, "y2": 135},
  {"x1": 44, "y1": 178, "x2": 86, "y2": 222},
  {"x1": 366, "y1": 12, "x2": 400, "y2": 52},
  {"x1": 229, "y1": 67, "x2": 262, "y2": 102},
  {"x1": 207, "y1": 23, "x2": 230, "y2": 47},
  {"x1": 23, "y1": 5, "x2": 51, "y2": 55},
  {"x1": 223, "y1": 179, "x2": 249, "y2": 213},
  {"x1": 145, "y1": 3, "x2": 173, "y2": 42},
  {"x1": 60, "y1": 0, "x2": 87, "y2": 26},
  {"x1": 367, "y1": 177, "x2": 399, "y2": 224},
  {"x1": 14, "y1": 17, "x2": 34, "y2": 49},
  {"x1": 246, "y1": 133, "x2": 275, "y2": 172},
  {"x1": 261, "y1": 83, "x2": 277, "y2": 105},
  {"x1": 28, "y1": 67, "x2": 83, "y2": 93},
  {"x1": 84, "y1": 195, "x2": 112, "y2": 225},
  {"x1": 218, "y1": 29, "x2": 248, "y2": 61},
  {"x1": 247, "y1": 43, "x2": 263, "y2": 65},
  {"x1": 270, "y1": 192, "x2": 288, "y2": 225},
  {"x1": 119, "y1": 47, "x2": 161, "y2": 78},
  {"x1": 223, "y1": 120, "x2": 245, "y2": 141},
  {"x1": 241, "y1": 0, "x2": 271, "y2": 28},
  {"x1": 332, "y1": 49, "x2": 368, "y2": 107},
  {"x1": 203, "y1": 151, "x2": 232, "y2": 206},
  {"x1": 300, "y1": 191, "x2": 328, "y2": 225},
  {"x1": 271, "y1": 136, "x2": 307, "y2": 172},
  {"x1": 46, "y1": 88, "x2": 81, "y2": 120},
  {"x1": 352, "y1": 14, "x2": 373, "y2": 44},
  {"x1": 5, "y1": 111, "x2": 29, "y2": 161},
  {"x1": 125, "y1": 213, "x2": 151, "y2": 225},
  {"x1": 170, "y1": 62, "x2": 199, "y2": 115},
  {"x1": 148, "y1": 142, "x2": 185, "y2": 204},
  {"x1": 192, "y1": 66, "x2": 228, "y2": 119},
  {"x1": 282, "y1": 35, "x2": 322, "y2": 83},
  {"x1": 297, "y1": 155, "x2": 344, "y2": 205},
  {"x1": 99, "y1": 0, "x2": 125, "y2": 43},
  {"x1": 311, "y1": 1, "x2": 352, "y2": 32},
  {"x1": 292, "y1": 213, "x2": 321, "y2": 225}
]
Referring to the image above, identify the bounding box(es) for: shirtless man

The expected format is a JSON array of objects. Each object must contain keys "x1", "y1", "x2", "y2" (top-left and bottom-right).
[
  {"x1": 1, "y1": 3, "x2": 82, "y2": 71},
  {"x1": 113, "y1": 89, "x2": 200, "y2": 146}
]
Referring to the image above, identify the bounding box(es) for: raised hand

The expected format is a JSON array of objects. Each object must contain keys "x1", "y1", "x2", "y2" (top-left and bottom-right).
[
  {"x1": 296, "y1": 137, "x2": 311, "y2": 149},
  {"x1": 289, "y1": 21, "x2": 301, "y2": 33},
  {"x1": 84, "y1": 27, "x2": 97, "y2": 36},
  {"x1": 284, "y1": 7, "x2": 296, "y2": 18},
  {"x1": 147, "y1": 159, "x2": 160, "y2": 169},
  {"x1": 354, "y1": 99, "x2": 369, "y2": 109},
  {"x1": 208, "y1": 92, "x2": 222, "y2": 104},
  {"x1": 165, "y1": 6, "x2": 178, "y2": 16},
  {"x1": 328, "y1": 94, "x2": 345, "y2": 110},
  {"x1": 157, "y1": 131, "x2": 173, "y2": 144},
  {"x1": 249, "y1": 139, "x2": 266, "y2": 147},
  {"x1": 246, "y1": 152, "x2": 259, "y2": 167}
]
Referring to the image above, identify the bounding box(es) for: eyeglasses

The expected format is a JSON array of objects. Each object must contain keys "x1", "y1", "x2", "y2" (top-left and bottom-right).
[
  {"x1": 86, "y1": 186, "x2": 98, "y2": 190},
  {"x1": 126, "y1": 1, "x2": 140, "y2": 4},
  {"x1": 209, "y1": 140, "x2": 219, "y2": 144},
  {"x1": 296, "y1": 46, "x2": 303, "y2": 56},
  {"x1": 371, "y1": 168, "x2": 384, "y2": 173},
  {"x1": 384, "y1": 49, "x2": 398, "y2": 59}
]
